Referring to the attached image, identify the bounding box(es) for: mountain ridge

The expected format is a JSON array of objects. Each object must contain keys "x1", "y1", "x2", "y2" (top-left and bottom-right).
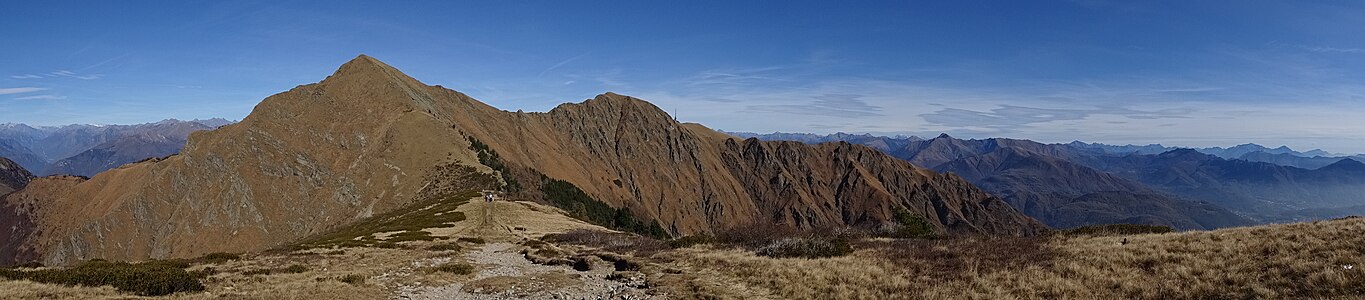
[
  {"x1": 1, "y1": 55, "x2": 1044, "y2": 266},
  {"x1": 733, "y1": 132, "x2": 1257, "y2": 229}
]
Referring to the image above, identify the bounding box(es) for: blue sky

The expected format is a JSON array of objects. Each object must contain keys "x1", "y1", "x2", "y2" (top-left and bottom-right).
[{"x1": 3, "y1": 1, "x2": 1365, "y2": 153}]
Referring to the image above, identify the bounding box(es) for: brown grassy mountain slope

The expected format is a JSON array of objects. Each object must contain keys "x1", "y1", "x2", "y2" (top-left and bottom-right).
[{"x1": 1, "y1": 55, "x2": 1042, "y2": 266}]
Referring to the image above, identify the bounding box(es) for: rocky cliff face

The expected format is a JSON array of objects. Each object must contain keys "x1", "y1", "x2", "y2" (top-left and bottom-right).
[
  {"x1": 0, "y1": 157, "x2": 33, "y2": 195},
  {"x1": 2, "y1": 55, "x2": 1044, "y2": 265}
]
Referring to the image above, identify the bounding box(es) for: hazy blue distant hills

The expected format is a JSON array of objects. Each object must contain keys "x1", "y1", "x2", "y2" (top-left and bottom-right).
[
  {"x1": 1082, "y1": 149, "x2": 1365, "y2": 222},
  {"x1": 934, "y1": 146, "x2": 1248, "y2": 230},
  {"x1": 734, "y1": 131, "x2": 1365, "y2": 226},
  {"x1": 0, "y1": 138, "x2": 45, "y2": 173},
  {"x1": 0, "y1": 119, "x2": 232, "y2": 177},
  {"x1": 733, "y1": 131, "x2": 1251, "y2": 229},
  {"x1": 1067, "y1": 141, "x2": 1354, "y2": 161},
  {"x1": 1235, "y1": 151, "x2": 1365, "y2": 170}
]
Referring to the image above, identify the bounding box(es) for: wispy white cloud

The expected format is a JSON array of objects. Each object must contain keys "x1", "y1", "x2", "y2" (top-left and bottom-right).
[
  {"x1": 1300, "y1": 46, "x2": 1365, "y2": 54},
  {"x1": 538, "y1": 53, "x2": 589, "y2": 78},
  {"x1": 8, "y1": 70, "x2": 104, "y2": 80},
  {"x1": 747, "y1": 94, "x2": 884, "y2": 117},
  {"x1": 48, "y1": 70, "x2": 103, "y2": 80},
  {"x1": 1266, "y1": 41, "x2": 1365, "y2": 54},
  {"x1": 14, "y1": 95, "x2": 65, "y2": 100},
  {"x1": 0, "y1": 87, "x2": 47, "y2": 95}
]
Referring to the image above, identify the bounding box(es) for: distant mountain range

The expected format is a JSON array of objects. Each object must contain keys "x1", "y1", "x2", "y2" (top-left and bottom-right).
[
  {"x1": 1065, "y1": 141, "x2": 1344, "y2": 158},
  {"x1": 0, "y1": 119, "x2": 232, "y2": 177},
  {"x1": 729, "y1": 131, "x2": 1365, "y2": 227}
]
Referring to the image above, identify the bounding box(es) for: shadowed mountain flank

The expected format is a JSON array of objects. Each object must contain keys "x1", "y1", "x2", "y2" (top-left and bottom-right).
[
  {"x1": 0, "y1": 157, "x2": 33, "y2": 195},
  {"x1": 738, "y1": 132, "x2": 1250, "y2": 230},
  {"x1": 1, "y1": 55, "x2": 1043, "y2": 266}
]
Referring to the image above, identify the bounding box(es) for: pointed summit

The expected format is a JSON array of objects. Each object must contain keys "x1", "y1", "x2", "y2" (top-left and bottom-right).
[
  {"x1": 330, "y1": 54, "x2": 384, "y2": 76},
  {"x1": 323, "y1": 54, "x2": 428, "y2": 89},
  {"x1": 272, "y1": 54, "x2": 450, "y2": 119}
]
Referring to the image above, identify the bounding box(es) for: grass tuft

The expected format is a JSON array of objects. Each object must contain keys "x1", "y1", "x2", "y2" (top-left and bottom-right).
[
  {"x1": 426, "y1": 262, "x2": 475, "y2": 275},
  {"x1": 755, "y1": 236, "x2": 853, "y2": 259},
  {"x1": 426, "y1": 243, "x2": 461, "y2": 252},
  {"x1": 1062, "y1": 224, "x2": 1174, "y2": 236}
]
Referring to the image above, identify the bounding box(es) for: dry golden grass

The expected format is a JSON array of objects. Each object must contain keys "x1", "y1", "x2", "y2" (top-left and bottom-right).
[
  {"x1": 661, "y1": 218, "x2": 1365, "y2": 299},
  {"x1": 0, "y1": 244, "x2": 471, "y2": 299},
  {"x1": 7, "y1": 205, "x2": 1363, "y2": 299},
  {"x1": 0, "y1": 280, "x2": 126, "y2": 299},
  {"x1": 0, "y1": 198, "x2": 610, "y2": 299}
]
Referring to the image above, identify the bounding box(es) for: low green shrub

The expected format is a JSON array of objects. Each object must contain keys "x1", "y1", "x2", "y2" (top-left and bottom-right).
[
  {"x1": 243, "y1": 264, "x2": 308, "y2": 276},
  {"x1": 387, "y1": 230, "x2": 438, "y2": 243},
  {"x1": 282, "y1": 264, "x2": 309, "y2": 273},
  {"x1": 428, "y1": 263, "x2": 475, "y2": 275},
  {"x1": 0, "y1": 260, "x2": 204, "y2": 296},
  {"x1": 196, "y1": 252, "x2": 241, "y2": 264},
  {"x1": 458, "y1": 237, "x2": 486, "y2": 244},
  {"x1": 339, "y1": 274, "x2": 366, "y2": 284},
  {"x1": 890, "y1": 207, "x2": 936, "y2": 238},
  {"x1": 427, "y1": 243, "x2": 461, "y2": 251},
  {"x1": 315, "y1": 274, "x2": 367, "y2": 285}
]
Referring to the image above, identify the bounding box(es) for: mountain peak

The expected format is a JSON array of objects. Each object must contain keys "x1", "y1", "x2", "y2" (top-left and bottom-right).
[
  {"x1": 1320, "y1": 158, "x2": 1365, "y2": 171},
  {"x1": 1160, "y1": 148, "x2": 1214, "y2": 160},
  {"x1": 347, "y1": 54, "x2": 382, "y2": 66},
  {"x1": 323, "y1": 54, "x2": 427, "y2": 88},
  {"x1": 331, "y1": 54, "x2": 395, "y2": 77}
]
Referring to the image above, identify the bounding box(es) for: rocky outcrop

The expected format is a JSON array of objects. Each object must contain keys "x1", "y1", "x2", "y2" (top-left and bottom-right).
[
  {"x1": 2, "y1": 55, "x2": 1044, "y2": 265},
  {"x1": 0, "y1": 157, "x2": 33, "y2": 195}
]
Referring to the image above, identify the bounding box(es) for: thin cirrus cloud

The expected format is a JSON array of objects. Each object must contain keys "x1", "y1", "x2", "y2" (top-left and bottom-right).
[
  {"x1": 918, "y1": 105, "x2": 1193, "y2": 129},
  {"x1": 14, "y1": 95, "x2": 66, "y2": 100},
  {"x1": 745, "y1": 94, "x2": 885, "y2": 118},
  {"x1": 9, "y1": 70, "x2": 103, "y2": 80},
  {"x1": 0, "y1": 87, "x2": 48, "y2": 95},
  {"x1": 1301, "y1": 46, "x2": 1365, "y2": 54}
]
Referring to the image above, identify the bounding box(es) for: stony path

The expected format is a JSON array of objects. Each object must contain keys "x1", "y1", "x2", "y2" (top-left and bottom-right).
[{"x1": 393, "y1": 200, "x2": 659, "y2": 299}]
